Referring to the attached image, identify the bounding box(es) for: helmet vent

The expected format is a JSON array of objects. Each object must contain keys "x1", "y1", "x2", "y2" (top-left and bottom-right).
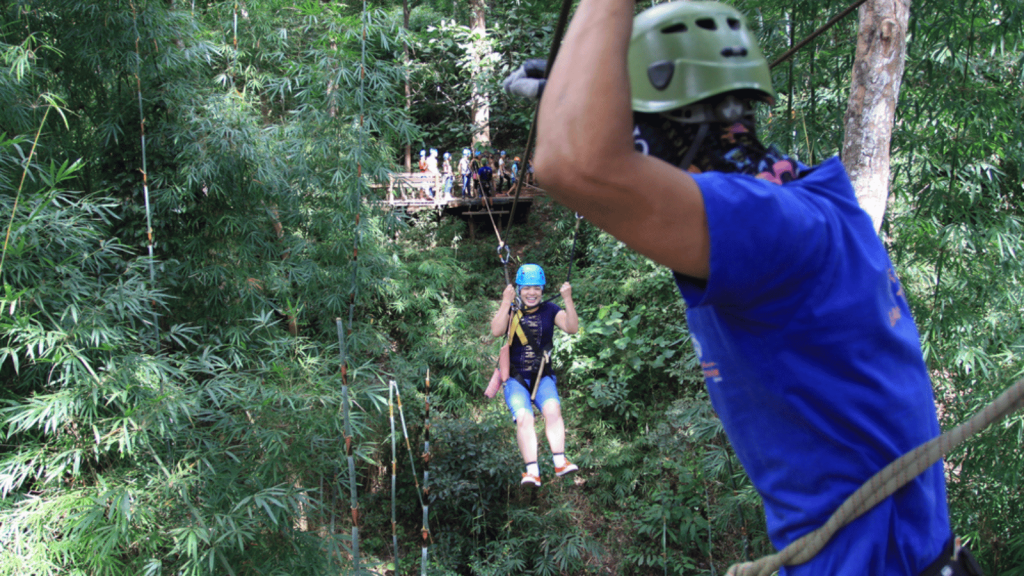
[
  {"x1": 647, "y1": 61, "x2": 676, "y2": 91},
  {"x1": 727, "y1": 18, "x2": 741, "y2": 30},
  {"x1": 661, "y1": 23, "x2": 688, "y2": 33},
  {"x1": 721, "y1": 47, "x2": 749, "y2": 57},
  {"x1": 695, "y1": 18, "x2": 717, "y2": 30}
]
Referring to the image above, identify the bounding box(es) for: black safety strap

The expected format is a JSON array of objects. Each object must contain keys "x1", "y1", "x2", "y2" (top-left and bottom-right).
[{"x1": 918, "y1": 537, "x2": 983, "y2": 576}]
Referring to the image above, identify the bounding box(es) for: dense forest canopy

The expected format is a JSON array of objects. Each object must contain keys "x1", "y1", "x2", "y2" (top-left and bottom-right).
[{"x1": 1, "y1": 0, "x2": 1023, "y2": 575}]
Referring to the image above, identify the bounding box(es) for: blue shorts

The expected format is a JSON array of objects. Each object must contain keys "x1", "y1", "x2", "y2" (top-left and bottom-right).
[{"x1": 503, "y1": 375, "x2": 559, "y2": 421}]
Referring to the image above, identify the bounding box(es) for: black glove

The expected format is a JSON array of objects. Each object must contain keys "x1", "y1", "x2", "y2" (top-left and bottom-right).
[{"x1": 502, "y1": 58, "x2": 549, "y2": 101}]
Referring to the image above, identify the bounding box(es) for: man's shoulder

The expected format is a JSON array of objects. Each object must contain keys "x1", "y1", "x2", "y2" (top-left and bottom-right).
[{"x1": 692, "y1": 156, "x2": 851, "y2": 204}]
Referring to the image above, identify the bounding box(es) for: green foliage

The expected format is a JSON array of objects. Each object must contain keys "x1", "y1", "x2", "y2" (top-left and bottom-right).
[{"x1": 2, "y1": 0, "x2": 1024, "y2": 574}]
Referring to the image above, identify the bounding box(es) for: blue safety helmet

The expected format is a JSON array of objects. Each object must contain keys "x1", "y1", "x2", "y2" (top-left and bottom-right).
[
  {"x1": 515, "y1": 264, "x2": 546, "y2": 287},
  {"x1": 419, "y1": 149, "x2": 425, "y2": 157},
  {"x1": 475, "y1": 151, "x2": 481, "y2": 157},
  {"x1": 430, "y1": 148, "x2": 437, "y2": 156},
  {"x1": 501, "y1": 150, "x2": 506, "y2": 156},
  {"x1": 462, "y1": 148, "x2": 470, "y2": 156},
  {"x1": 444, "y1": 151, "x2": 451, "y2": 159}
]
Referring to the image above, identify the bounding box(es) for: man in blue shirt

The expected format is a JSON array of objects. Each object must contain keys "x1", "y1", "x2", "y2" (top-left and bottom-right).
[{"x1": 506, "y1": 1, "x2": 980, "y2": 574}]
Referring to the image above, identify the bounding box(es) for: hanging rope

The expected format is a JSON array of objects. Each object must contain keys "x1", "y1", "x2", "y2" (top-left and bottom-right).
[{"x1": 727, "y1": 376, "x2": 1024, "y2": 576}]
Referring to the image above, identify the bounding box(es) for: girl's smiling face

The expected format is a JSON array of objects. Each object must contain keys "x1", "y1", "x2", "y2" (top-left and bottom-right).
[{"x1": 519, "y1": 285, "x2": 543, "y2": 307}]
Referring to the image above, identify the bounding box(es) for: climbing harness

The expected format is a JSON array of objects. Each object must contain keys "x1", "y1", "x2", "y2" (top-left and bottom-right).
[
  {"x1": 727, "y1": 376, "x2": 1024, "y2": 576},
  {"x1": 503, "y1": 305, "x2": 554, "y2": 402}
]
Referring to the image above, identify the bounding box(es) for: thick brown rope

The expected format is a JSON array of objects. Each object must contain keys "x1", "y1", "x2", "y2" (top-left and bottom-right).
[{"x1": 727, "y1": 377, "x2": 1024, "y2": 576}]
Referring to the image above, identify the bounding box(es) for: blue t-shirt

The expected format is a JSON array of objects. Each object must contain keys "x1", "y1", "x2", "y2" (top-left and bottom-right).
[
  {"x1": 478, "y1": 165, "x2": 493, "y2": 182},
  {"x1": 676, "y1": 157, "x2": 949, "y2": 575},
  {"x1": 508, "y1": 301, "x2": 560, "y2": 382}
]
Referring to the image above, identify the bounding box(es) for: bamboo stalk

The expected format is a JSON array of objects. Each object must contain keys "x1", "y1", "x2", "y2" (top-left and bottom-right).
[
  {"x1": 389, "y1": 380, "x2": 401, "y2": 574},
  {"x1": 395, "y1": 382, "x2": 425, "y2": 508},
  {"x1": 336, "y1": 318, "x2": 360, "y2": 573},
  {"x1": 662, "y1": 490, "x2": 668, "y2": 576},
  {"x1": 129, "y1": 1, "x2": 159, "y2": 353},
  {"x1": 0, "y1": 106, "x2": 50, "y2": 284},
  {"x1": 333, "y1": 3, "x2": 370, "y2": 572},
  {"x1": 421, "y1": 370, "x2": 432, "y2": 576}
]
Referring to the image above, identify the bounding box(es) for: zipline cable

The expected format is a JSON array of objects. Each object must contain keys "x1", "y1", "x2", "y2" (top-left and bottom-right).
[
  {"x1": 501, "y1": 0, "x2": 574, "y2": 243},
  {"x1": 727, "y1": 376, "x2": 1024, "y2": 576},
  {"x1": 769, "y1": 0, "x2": 871, "y2": 70}
]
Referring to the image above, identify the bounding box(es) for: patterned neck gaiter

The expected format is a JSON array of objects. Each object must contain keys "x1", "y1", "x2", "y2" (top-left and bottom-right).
[{"x1": 633, "y1": 112, "x2": 802, "y2": 184}]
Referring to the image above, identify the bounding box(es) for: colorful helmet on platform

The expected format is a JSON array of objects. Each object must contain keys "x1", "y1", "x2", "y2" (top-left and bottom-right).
[
  {"x1": 419, "y1": 149, "x2": 426, "y2": 157},
  {"x1": 514, "y1": 157, "x2": 521, "y2": 162},
  {"x1": 500, "y1": 150, "x2": 506, "y2": 156},
  {"x1": 628, "y1": 1, "x2": 775, "y2": 114},
  {"x1": 430, "y1": 148, "x2": 438, "y2": 157},
  {"x1": 462, "y1": 148, "x2": 470, "y2": 156},
  {"x1": 444, "y1": 151, "x2": 451, "y2": 159},
  {"x1": 475, "y1": 151, "x2": 481, "y2": 156},
  {"x1": 515, "y1": 264, "x2": 546, "y2": 287}
]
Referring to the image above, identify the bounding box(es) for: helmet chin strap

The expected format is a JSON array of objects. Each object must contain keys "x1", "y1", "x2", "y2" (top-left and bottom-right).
[
  {"x1": 661, "y1": 95, "x2": 753, "y2": 171},
  {"x1": 677, "y1": 122, "x2": 709, "y2": 172}
]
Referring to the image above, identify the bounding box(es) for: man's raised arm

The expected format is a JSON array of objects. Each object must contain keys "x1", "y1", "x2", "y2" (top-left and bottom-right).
[{"x1": 534, "y1": 0, "x2": 711, "y2": 279}]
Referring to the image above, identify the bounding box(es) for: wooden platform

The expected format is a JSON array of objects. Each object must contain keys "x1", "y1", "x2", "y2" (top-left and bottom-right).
[{"x1": 371, "y1": 172, "x2": 544, "y2": 238}]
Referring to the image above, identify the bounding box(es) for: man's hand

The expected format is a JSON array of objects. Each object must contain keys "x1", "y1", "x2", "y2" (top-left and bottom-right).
[
  {"x1": 502, "y1": 58, "x2": 549, "y2": 101},
  {"x1": 560, "y1": 282, "x2": 572, "y2": 301}
]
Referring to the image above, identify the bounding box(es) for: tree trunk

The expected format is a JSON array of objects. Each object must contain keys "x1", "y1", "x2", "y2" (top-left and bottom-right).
[
  {"x1": 404, "y1": 0, "x2": 412, "y2": 171},
  {"x1": 841, "y1": 0, "x2": 911, "y2": 233},
  {"x1": 469, "y1": 0, "x2": 490, "y2": 148}
]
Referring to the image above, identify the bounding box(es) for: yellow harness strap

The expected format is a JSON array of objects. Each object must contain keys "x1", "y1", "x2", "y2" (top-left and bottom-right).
[{"x1": 506, "y1": 307, "x2": 538, "y2": 347}]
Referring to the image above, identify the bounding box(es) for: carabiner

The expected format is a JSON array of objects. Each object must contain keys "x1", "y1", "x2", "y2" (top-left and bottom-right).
[{"x1": 497, "y1": 242, "x2": 511, "y2": 265}]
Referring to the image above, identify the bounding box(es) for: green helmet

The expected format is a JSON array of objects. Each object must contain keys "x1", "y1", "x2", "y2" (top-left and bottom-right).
[{"x1": 629, "y1": 1, "x2": 775, "y2": 114}]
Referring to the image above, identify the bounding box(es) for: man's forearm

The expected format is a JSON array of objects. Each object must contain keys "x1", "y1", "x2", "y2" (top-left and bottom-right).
[{"x1": 536, "y1": 0, "x2": 636, "y2": 190}]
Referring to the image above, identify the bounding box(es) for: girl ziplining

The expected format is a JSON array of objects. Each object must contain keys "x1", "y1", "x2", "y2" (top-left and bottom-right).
[{"x1": 489, "y1": 264, "x2": 579, "y2": 488}]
